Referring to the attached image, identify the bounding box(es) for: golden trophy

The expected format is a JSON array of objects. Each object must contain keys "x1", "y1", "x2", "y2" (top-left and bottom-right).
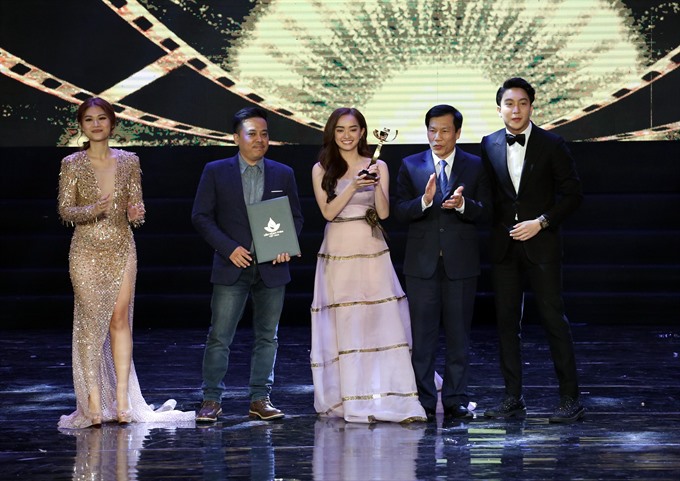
[{"x1": 359, "y1": 127, "x2": 399, "y2": 178}]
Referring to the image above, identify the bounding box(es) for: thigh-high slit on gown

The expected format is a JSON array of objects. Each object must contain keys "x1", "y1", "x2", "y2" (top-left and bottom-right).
[
  {"x1": 310, "y1": 180, "x2": 426, "y2": 423},
  {"x1": 57, "y1": 150, "x2": 194, "y2": 429}
]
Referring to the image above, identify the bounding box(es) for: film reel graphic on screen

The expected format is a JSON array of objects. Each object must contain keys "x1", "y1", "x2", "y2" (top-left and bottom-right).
[{"x1": 0, "y1": 0, "x2": 679, "y2": 146}]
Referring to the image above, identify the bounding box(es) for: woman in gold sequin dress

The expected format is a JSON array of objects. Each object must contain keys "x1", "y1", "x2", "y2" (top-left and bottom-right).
[
  {"x1": 57, "y1": 98, "x2": 194, "y2": 429},
  {"x1": 310, "y1": 108, "x2": 427, "y2": 423}
]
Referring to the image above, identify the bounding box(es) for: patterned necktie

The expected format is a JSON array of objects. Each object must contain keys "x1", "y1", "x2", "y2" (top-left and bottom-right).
[
  {"x1": 506, "y1": 133, "x2": 526, "y2": 146},
  {"x1": 439, "y1": 159, "x2": 448, "y2": 193}
]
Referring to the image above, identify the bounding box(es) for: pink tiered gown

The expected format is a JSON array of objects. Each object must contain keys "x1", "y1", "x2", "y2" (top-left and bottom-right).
[{"x1": 310, "y1": 180, "x2": 427, "y2": 423}]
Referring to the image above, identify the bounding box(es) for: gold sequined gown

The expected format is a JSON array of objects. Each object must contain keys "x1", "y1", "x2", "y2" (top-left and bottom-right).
[
  {"x1": 57, "y1": 149, "x2": 194, "y2": 428},
  {"x1": 310, "y1": 180, "x2": 427, "y2": 423}
]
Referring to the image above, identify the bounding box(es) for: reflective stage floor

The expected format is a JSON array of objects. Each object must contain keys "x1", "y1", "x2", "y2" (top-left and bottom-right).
[{"x1": 1, "y1": 324, "x2": 678, "y2": 480}]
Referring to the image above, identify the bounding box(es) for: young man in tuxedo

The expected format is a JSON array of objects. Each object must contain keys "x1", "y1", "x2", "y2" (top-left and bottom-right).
[
  {"x1": 192, "y1": 107, "x2": 303, "y2": 422},
  {"x1": 481, "y1": 77, "x2": 584, "y2": 423},
  {"x1": 395, "y1": 104, "x2": 491, "y2": 421}
]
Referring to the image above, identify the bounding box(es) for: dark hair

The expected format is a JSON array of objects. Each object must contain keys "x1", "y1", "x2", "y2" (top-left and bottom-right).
[
  {"x1": 425, "y1": 104, "x2": 463, "y2": 131},
  {"x1": 496, "y1": 77, "x2": 535, "y2": 106},
  {"x1": 318, "y1": 107, "x2": 371, "y2": 202},
  {"x1": 76, "y1": 97, "x2": 117, "y2": 150},
  {"x1": 233, "y1": 106, "x2": 268, "y2": 133}
]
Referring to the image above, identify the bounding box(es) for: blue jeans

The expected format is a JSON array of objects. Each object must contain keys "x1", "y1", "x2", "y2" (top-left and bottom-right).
[{"x1": 202, "y1": 265, "x2": 285, "y2": 402}]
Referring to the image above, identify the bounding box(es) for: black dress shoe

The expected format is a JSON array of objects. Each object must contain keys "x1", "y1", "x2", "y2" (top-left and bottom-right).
[
  {"x1": 444, "y1": 404, "x2": 473, "y2": 419},
  {"x1": 549, "y1": 396, "x2": 585, "y2": 423},
  {"x1": 423, "y1": 408, "x2": 436, "y2": 422},
  {"x1": 484, "y1": 395, "x2": 527, "y2": 419}
]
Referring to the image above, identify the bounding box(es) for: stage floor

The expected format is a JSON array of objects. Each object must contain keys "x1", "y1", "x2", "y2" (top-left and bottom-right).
[{"x1": 1, "y1": 323, "x2": 678, "y2": 480}]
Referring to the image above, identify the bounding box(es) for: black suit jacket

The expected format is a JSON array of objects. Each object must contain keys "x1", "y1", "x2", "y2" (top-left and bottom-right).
[
  {"x1": 481, "y1": 123, "x2": 582, "y2": 264},
  {"x1": 394, "y1": 147, "x2": 490, "y2": 280},
  {"x1": 192, "y1": 155, "x2": 303, "y2": 288}
]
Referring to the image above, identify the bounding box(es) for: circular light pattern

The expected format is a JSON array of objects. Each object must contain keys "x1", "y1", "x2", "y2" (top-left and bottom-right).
[
  {"x1": 228, "y1": 0, "x2": 650, "y2": 142},
  {"x1": 0, "y1": 0, "x2": 678, "y2": 145}
]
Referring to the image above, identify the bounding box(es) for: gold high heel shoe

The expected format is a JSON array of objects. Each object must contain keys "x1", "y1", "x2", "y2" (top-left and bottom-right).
[
  {"x1": 90, "y1": 412, "x2": 102, "y2": 428},
  {"x1": 117, "y1": 410, "x2": 132, "y2": 425},
  {"x1": 88, "y1": 394, "x2": 102, "y2": 428}
]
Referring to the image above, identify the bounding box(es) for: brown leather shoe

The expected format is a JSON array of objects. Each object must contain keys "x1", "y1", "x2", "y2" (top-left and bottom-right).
[
  {"x1": 196, "y1": 400, "x2": 222, "y2": 423},
  {"x1": 249, "y1": 397, "x2": 284, "y2": 420}
]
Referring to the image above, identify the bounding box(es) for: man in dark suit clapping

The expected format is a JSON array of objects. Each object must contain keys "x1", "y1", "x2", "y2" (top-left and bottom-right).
[
  {"x1": 481, "y1": 77, "x2": 584, "y2": 423},
  {"x1": 395, "y1": 105, "x2": 491, "y2": 421}
]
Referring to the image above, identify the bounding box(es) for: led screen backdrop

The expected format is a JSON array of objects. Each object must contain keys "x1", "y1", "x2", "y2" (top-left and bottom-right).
[{"x1": 1, "y1": 0, "x2": 679, "y2": 147}]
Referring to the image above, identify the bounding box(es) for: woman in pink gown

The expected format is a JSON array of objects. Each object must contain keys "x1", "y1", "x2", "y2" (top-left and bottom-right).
[
  {"x1": 310, "y1": 107, "x2": 427, "y2": 423},
  {"x1": 57, "y1": 98, "x2": 194, "y2": 428}
]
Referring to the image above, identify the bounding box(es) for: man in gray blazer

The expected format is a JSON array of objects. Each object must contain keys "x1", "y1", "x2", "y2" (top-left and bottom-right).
[{"x1": 192, "y1": 107, "x2": 303, "y2": 422}]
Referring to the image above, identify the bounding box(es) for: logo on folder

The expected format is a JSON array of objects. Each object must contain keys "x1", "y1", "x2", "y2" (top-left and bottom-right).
[{"x1": 263, "y1": 218, "x2": 284, "y2": 238}]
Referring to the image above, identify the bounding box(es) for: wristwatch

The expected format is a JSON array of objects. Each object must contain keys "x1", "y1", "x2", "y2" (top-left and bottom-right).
[{"x1": 538, "y1": 215, "x2": 550, "y2": 230}]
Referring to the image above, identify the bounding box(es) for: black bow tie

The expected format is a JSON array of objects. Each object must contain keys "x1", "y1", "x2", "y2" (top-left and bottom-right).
[{"x1": 506, "y1": 133, "x2": 525, "y2": 146}]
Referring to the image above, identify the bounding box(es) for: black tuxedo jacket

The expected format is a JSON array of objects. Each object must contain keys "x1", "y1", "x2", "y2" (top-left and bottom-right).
[
  {"x1": 481, "y1": 123, "x2": 582, "y2": 264},
  {"x1": 394, "y1": 147, "x2": 490, "y2": 280},
  {"x1": 192, "y1": 155, "x2": 303, "y2": 287}
]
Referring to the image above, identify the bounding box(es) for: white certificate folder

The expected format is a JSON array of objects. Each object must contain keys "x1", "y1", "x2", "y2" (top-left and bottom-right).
[{"x1": 246, "y1": 196, "x2": 301, "y2": 263}]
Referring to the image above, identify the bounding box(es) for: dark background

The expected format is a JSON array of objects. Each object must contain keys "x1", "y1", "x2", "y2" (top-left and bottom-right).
[
  {"x1": 2, "y1": 141, "x2": 678, "y2": 329},
  {"x1": 1, "y1": 1, "x2": 679, "y2": 328}
]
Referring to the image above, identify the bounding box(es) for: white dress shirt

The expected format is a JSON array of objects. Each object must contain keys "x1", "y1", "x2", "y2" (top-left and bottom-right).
[
  {"x1": 422, "y1": 148, "x2": 464, "y2": 213},
  {"x1": 506, "y1": 123, "x2": 532, "y2": 194}
]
